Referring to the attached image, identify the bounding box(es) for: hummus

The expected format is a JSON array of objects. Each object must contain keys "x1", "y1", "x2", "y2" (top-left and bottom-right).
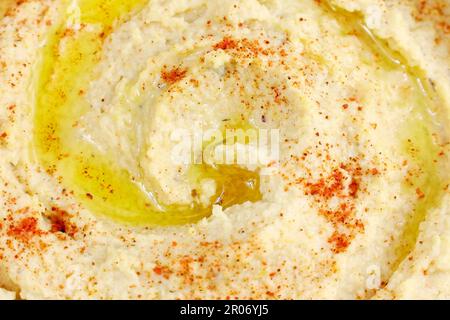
[{"x1": 0, "y1": 0, "x2": 449, "y2": 299}]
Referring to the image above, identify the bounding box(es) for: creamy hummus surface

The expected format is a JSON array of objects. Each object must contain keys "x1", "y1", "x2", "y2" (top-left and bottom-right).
[{"x1": 0, "y1": 0, "x2": 449, "y2": 299}]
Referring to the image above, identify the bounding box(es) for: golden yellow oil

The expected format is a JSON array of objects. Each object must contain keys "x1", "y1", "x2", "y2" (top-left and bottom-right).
[
  {"x1": 34, "y1": 0, "x2": 261, "y2": 226},
  {"x1": 34, "y1": 0, "x2": 443, "y2": 234},
  {"x1": 322, "y1": 1, "x2": 445, "y2": 268}
]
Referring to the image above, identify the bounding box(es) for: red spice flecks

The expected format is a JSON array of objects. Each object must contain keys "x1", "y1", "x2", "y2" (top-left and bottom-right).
[
  {"x1": 416, "y1": 188, "x2": 426, "y2": 199},
  {"x1": 153, "y1": 266, "x2": 162, "y2": 275},
  {"x1": 328, "y1": 231, "x2": 351, "y2": 254},
  {"x1": 213, "y1": 37, "x2": 238, "y2": 50},
  {"x1": 414, "y1": 0, "x2": 449, "y2": 35},
  {"x1": 178, "y1": 256, "x2": 195, "y2": 285},
  {"x1": 272, "y1": 86, "x2": 286, "y2": 105},
  {"x1": 161, "y1": 67, "x2": 187, "y2": 85},
  {"x1": 62, "y1": 28, "x2": 75, "y2": 38},
  {"x1": 7, "y1": 217, "x2": 44, "y2": 241},
  {"x1": 49, "y1": 207, "x2": 77, "y2": 237},
  {"x1": 303, "y1": 161, "x2": 367, "y2": 254},
  {"x1": 304, "y1": 167, "x2": 349, "y2": 199},
  {"x1": 213, "y1": 36, "x2": 276, "y2": 59},
  {"x1": 50, "y1": 216, "x2": 66, "y2": 233},
  {"x1": 348, "y1": 178, "x2": 359, "y2": 197},
  {"x1": 153, "y1": 265, "x2": 172, "y2": 280}
]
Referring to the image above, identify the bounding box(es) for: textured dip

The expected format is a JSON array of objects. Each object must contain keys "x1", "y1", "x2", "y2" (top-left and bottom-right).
[{"x1": 0, "y1": 0, "x2": 449, "y2": 299}]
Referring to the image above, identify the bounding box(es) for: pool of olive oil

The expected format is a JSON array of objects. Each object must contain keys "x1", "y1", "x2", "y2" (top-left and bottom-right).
[{"x1": 34, "y1": 0, "x2": 261, "y2": 226}]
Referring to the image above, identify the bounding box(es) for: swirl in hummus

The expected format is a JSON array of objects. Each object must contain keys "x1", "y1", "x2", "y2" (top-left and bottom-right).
[{"x1": 0, "y1": 0, "x2": 449, "y2": 299}]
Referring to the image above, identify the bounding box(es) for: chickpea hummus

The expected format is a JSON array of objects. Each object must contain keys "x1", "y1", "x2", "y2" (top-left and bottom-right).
[{"x1": 0, "y1": 0, "x2": 449, "y2": 299}]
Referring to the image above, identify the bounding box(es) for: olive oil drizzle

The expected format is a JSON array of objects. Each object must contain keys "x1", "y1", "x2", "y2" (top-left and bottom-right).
[
  {"x1": 34, "y1": 0, "x2": 444, "y2": 240},
  {"x1": 34, "y1": 0, "x2": 261, "y2": 226},
  {"x1": 322, "y1": 1, "x2": 445, "y2": 268}
]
